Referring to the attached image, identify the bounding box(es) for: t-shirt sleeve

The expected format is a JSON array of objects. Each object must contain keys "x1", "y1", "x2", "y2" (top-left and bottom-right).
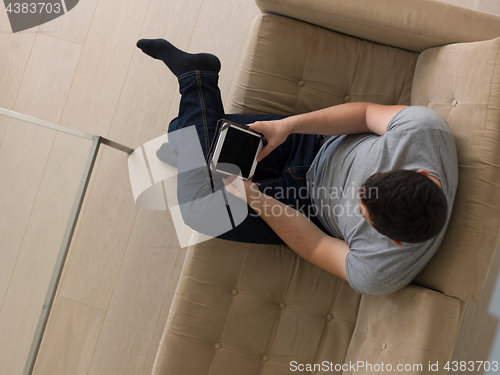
[
  {"x1": 345, "y1": 253, "x2": 408, "y2": 296},
  {"x1": 387, "y1": 106, "x2": 451, "y2": 134},
  {"x1": 345, "y1": 240, "x2": 426, "y2": 296}
]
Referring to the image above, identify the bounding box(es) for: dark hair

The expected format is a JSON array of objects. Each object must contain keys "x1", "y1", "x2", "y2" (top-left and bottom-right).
[{"x1": 359, "y1": 169, "x2": 448, "y2": 243}]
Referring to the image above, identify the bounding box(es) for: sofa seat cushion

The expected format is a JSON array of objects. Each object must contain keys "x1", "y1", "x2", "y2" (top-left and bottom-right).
[
  {"x1": 230, "y1": 14, "x2": 418, "y2": 116},
  {"x1": 344, "y1": 285, "x2": 463, "y2": 375},
  {"x1": 152, "y1": 239, "x2": 361, "y2": 375}
]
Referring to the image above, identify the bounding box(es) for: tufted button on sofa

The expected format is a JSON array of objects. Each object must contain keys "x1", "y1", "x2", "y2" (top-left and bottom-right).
[{"x1": 152, "y1": 0, "x2": 500, "y2": 373}]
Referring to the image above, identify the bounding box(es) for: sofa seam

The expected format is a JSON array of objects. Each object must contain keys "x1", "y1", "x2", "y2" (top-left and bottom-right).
[
  {"x1": 293, "y1": 26, "x2": 315, "y2": 114},
  {"x1": 397, "y1": 53, "x2": 418, "y2": 105}
]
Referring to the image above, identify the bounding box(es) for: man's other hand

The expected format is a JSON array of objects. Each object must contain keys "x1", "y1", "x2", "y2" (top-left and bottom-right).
[{"x1": 248, "y1": 119, "x2": 291, "y2": 161}]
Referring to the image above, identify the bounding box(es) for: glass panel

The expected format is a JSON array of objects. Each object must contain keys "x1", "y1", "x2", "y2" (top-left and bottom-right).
[{"x1": 0, "y1": 108, "x2": 98, "y2": 375}]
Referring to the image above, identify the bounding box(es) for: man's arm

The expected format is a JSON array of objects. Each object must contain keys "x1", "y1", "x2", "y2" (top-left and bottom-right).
[
  {"x1": 249, "y1": 103, "x2": 407, "y2": 161},
  {"x1": 226, "y1": 179, "x2": 350, "y2": 280}
]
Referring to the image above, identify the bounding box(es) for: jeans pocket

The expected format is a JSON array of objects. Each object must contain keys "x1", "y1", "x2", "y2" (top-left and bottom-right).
[{"x1": 286, "y1": 166, "x2": 310, "y2": 180}]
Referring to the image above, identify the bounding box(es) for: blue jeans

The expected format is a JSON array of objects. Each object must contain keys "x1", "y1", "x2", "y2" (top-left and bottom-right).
[{"x1": 166, "y1": 70, "x2": 326, "y2": 244}]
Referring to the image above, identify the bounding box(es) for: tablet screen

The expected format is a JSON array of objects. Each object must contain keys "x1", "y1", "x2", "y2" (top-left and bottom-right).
[{"x1": 217, "y1": 125, "x2": 261, "y2": 178}]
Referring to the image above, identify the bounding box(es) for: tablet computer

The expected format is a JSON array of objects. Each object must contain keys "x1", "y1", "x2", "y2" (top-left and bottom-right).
[{"x1": 207, "y1": 119, "x2": 263, "y2": 180}]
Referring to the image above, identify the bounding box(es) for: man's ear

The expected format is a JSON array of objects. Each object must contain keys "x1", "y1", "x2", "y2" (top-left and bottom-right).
[
  {"x1": 416, "y1": 169, "x2": 430, "y2": 177},
  {"x1": 392, "y1": 239, "x2": 404, "y2": 248}
]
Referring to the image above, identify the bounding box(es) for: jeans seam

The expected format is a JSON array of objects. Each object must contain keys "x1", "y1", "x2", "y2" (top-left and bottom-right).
[
  {"x1": 196, "y1": 72, "x2": 210, "y2": 153},
  {"x1": 178, "y1": 70, "x2": 219, "y2": 81}
]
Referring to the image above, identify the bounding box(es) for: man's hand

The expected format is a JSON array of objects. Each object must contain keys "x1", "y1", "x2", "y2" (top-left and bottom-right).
[
  {"x1": 222, "y1": 175, "x2": 260, "y2": 202},
  {"x1": 248, "y1": 118, "x2": 291, "y2": 161}
]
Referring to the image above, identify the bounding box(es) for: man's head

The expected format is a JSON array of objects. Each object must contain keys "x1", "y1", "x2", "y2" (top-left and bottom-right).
[{"x1": 359, "y1": 169, "x2": 448, "y2": 247}]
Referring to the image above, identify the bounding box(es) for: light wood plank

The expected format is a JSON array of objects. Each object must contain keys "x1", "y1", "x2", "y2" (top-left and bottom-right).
[
  {"x1": 0, "y1": 8, "x2": 37, "y2": 110},
  {"x1": 38, "y1": 0, "x2": 99, "y2": 45},
  {"x1": 0, "y1": 113, "x2": 9, "y2": 150},
  {"x1": 162, "y1": 0, "x2": 260, "y2": 133},
  {"x1": 141, "y1": 263, "x2": 183, "y2": 375},
  {"x1": 478, "y1": 0, "x2": 500, "y2": 15},
  {"x1": 37, "y1": 0, "x2": 100, "y2": 159},
  {"x1": 57, "y1": 146, "x2": 139, "y2": 310},
  {"x1": 0, "y1": 148, "x2": 87, "y2": 375},
  {"x1": 86, "y1": 211, "x2": 178, "y2": 375},
  {"x1": 53, "y1": 0, "x2": 152, "y2": 149},
  {"x1": 54, "y1": 158, "x2": 100, "y2": 297},
  {"x1": 52, "y1": 132, "x2": 95, "y2": 158},
  {"x1": 14, "y1": 33, "x2": 83, "y2": 122},
  {"x1": 189, "y1": 0, "x2": 262, "y2": 103},
  {"x1": 437, "y1": 0, "x2": 480, "y2": 9},
  {"x1": 33, "y1": 296, "x2": 106, "y2": 375},
  {"x1": 0, "y1": 120, "x2": 55, "y2": 322}
]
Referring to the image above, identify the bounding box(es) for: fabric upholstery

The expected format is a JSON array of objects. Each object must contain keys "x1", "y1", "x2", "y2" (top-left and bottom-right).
[
  {"x1": 153, "y1": 239, "x2": 361, "y2": 375},
  {"x1": 344, "y1": 286, "x2": 463, "y2": 375},
  {"x1": 410, "y1": 37, "x2": 500, "y2": 302},
  {"x1": 255, "y1": 0, "x2": 500, "y2": 53},
  {"x1": 231, "y1": 14, "x2": 418, "y2": 116}
]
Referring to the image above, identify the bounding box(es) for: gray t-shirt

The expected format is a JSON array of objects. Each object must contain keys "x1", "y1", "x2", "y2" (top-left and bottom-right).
[{"x1": 306, "y1": 106, "x2": 458, "y2": 295}]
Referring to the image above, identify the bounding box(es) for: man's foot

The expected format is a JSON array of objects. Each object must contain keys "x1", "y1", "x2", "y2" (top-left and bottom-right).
[
  {"x1": 137, "y1": 38, "x2": 221, "y2": 77},
  {"x1": 156, "y1": 141, "x2": 178, "y2": 167}
]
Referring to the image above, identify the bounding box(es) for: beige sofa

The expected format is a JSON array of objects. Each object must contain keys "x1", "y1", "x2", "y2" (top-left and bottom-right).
[{"x1": 152, "y1": 0, "x2": 500, "y2": 373}]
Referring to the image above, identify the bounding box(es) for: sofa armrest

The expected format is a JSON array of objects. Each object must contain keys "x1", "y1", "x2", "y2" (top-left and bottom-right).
[
  {"x1": 343, "y1": 284, "x2": 465, "y2": 374},
  {"x1": 255, "y1": 0, "x2": 500, "y2": 52}
]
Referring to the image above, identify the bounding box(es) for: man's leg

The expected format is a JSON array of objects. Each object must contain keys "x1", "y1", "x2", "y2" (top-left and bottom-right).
[{"x1": 138, "y1": 39, "x2": 290, "y2": 244}]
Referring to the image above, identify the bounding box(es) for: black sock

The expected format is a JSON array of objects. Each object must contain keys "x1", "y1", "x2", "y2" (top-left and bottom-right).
[
  {"x1": 156, "y1": 141, "x2": 178, "y2": 167},
  {"x1": 137, "y1": 38, "x2": 221, "y2": 77}
]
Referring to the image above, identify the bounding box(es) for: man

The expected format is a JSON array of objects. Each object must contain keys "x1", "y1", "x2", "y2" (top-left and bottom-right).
[{"x1": 137, "y1": 38, "x2": 458, "y2": 296}]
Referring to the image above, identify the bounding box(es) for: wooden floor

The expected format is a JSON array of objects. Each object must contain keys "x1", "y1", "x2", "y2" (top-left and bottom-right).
[{"x1": 0, "y1": 0, "x2": 499, "y2": 374}]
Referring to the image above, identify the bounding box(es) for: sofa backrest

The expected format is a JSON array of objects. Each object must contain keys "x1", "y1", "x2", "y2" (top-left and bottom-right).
[
  {"x1": 256, "y1": 0, "x2": 500, "y2": 53},
  {"x1": 411, "y1": 37, "x2": 500, "y2": 302}
]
